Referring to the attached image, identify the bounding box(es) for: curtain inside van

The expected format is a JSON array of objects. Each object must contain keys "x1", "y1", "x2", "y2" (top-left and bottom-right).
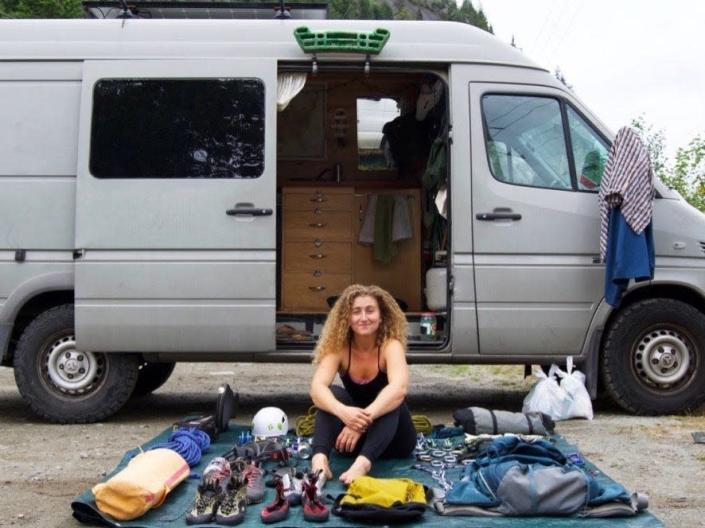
[{"x1": 277, "y1": 73, "x2": 307, "y2": 112}]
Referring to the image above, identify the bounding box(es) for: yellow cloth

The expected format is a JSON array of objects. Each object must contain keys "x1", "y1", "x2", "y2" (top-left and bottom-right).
[
  {"x1": 340, "y1": 476, "x2": 427, "y2": 508},
  {"x1": 92, "y1": 448, "x2": 189, "y2": 521}
]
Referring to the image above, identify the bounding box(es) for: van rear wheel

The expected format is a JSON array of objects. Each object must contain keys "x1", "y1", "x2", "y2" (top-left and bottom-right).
[
  {"x1": 131, "y1": 361, "x2": 176, "y2": 398},
  {"x1": 601, "y1": 298, "x2": 705, "y2": 415},
  {"x1": 13, "y1": 304, "x2": 139, "y2": 423}
]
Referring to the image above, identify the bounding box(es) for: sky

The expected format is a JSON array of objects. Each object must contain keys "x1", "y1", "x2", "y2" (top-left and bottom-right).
[{"x1": 475, "y1": 0, "x2": 705, "y2": 158}]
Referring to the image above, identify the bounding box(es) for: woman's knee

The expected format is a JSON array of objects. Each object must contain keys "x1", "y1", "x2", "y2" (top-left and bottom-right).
[{"x1": 329, "y1": 385, "x2": 354, "y2": 404}]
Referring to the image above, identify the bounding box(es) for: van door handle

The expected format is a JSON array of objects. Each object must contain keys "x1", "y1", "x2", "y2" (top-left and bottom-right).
[
  {"x1": 226, "y1": 207, "x2": 273, "y2": 217},
  {"x1": 476, "y1": 212, "x2": 522, "y2": 221}
]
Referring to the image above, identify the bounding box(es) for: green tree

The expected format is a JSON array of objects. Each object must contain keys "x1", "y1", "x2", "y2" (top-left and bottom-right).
[
  {"x1": 359, "y1": 0, "x2": 372, "y2": 19},
  {"x1": 0, "y1": 0, "x2": 82, "y2": 18},
  {"x1": 378, "y1": 2, "x2": 394, "y2": 19},
  {"x1": 672, "y1": 135, "x2": 705, "y2": 211},
  {"x1": 395, "y1": 5, "x2": 413, "y2": 20},
  {"x1": 632, "y1": 116, "x2": 705, "y2": 213},
  {"x1": 631, "y1": 116, "x2": 669, "y2": 182}
]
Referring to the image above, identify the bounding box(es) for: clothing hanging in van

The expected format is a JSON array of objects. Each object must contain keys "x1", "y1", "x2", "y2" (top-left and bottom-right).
[
  {"x1": 358, "y1": 194, "x2": 413, "y2": 264},
  {"x1": 598, "y1": 127, "x2": 655, "y2": 306}
]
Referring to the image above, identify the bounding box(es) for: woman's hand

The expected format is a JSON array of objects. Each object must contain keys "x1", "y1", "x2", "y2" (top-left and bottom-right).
[
  {"x1": 335, "y1": 426, "x2": 362, "y2": 453},
  {"x1": 338, "y1": 405, "x2": 372, "y2": 432}
]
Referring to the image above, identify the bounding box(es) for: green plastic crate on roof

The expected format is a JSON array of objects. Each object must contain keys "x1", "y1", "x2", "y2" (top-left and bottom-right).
[{"x1": 294, "y1": 27, "x2": 390, "y2": 55}]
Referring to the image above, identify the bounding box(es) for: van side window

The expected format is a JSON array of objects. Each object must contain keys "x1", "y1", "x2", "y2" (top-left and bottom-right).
[
  {"x1": 90, "y1": 79, "x2": 265, "y2": 179},
  {"x1": 567, "y1": 106, "x2": 609, "y2": 191},
  {"x1": 482, "y1": 95, "x2": 572, "y2": 190}
]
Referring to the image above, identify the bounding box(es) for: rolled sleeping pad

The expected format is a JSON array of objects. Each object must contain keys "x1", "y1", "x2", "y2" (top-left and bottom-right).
[{"x1": 453, "y1": 407, "x2": 555, "y2": 436}]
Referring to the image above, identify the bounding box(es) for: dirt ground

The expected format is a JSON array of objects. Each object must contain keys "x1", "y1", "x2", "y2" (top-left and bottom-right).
[{"x1": 1, "y1": 362, "x2": 704, "y2": 527}]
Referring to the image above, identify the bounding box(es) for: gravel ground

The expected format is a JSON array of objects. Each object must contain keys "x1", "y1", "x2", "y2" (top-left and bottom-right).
[{"x1": 1, "y1": 362, "x2": 704, "y2": 527}]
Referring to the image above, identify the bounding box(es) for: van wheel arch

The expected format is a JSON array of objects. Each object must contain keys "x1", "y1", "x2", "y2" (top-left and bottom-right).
[
  {"x1": 13, "y1": 303, "x2": 139, "y2": 423},
  {"x1": 4, "y1": 290, "x2": 74, "y2": 365},
  {"x1": 601, "y1": 297, "x2": 705, "y2": 415}
]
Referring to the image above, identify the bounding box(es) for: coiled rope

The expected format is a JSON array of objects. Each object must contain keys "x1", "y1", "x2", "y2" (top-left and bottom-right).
[{"x1": 150, "y1": 428, "x2": 211, "y2": 467}]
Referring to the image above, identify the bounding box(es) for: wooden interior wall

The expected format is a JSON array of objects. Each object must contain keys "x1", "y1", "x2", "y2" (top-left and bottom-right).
[{"x1": 277, "y1": 72, "x2": 425, "y2": 186}]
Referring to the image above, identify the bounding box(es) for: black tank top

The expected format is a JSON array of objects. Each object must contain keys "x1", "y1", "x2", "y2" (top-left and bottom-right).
[{"x1": 340, "y1": 341, "x2": 388, "y2": 408}]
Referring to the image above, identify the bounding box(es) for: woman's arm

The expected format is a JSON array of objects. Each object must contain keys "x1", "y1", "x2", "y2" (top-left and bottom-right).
[
  {"x1": 310, "y1": 352, "x2": 372, "y2": 431},
  {"x1": 365, "y1": 339, "x2": 408, "y2": 420}
]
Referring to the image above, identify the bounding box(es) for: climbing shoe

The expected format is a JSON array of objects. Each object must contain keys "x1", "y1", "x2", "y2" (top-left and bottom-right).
[
  {"x1": 284, "y1": 471, "x2": 304, "y2": 506},
  {"x1": 241, "y1": 460, "x2": 265, "y2": 504},
  {"x1": 186, "y1": 481, "x2": 222, "y2": 525},
  {"x1": 215, "y1": 474, "x2": 248, "y2": 526},
  {"x1": 260, "y1": 475, "x2": 290, "y2": 524},
  {"x1": 186, "y1": 456, "x2": 231, "y2": 525},
  {"x1": 302, "y1": 470, "x2": 329, "y2": 522}
]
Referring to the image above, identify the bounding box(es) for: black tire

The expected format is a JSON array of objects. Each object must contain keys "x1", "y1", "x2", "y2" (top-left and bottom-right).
[
  {"x1": 13, "y1": 304, "x2": 139, "y2": 423},
  {"x1": 131, "y1": 361, "x2": 176, "y2": 398},
  {"x1": 601, "y1": 298, "x2": 705, "y2": 415}
]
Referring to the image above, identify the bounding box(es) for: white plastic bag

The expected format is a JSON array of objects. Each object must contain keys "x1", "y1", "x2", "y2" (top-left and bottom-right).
[
  {"x1": 521, "y1": 364, "x2": 573, "y2": 420},
  {"x1": 556, "y1": 357, "x2": 593, "y2": 420}
]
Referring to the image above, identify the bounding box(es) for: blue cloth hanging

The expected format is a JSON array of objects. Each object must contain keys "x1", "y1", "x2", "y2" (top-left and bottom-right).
[{"x1": 604, "y1": 208, "x2": 655, "y2": 307}]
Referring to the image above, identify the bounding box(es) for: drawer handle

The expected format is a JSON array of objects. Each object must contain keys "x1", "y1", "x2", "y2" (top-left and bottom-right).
[
  {"x1": 314, "y1": 239, "x2": 323, "y2": 247},
  {"x1": 313, "y1": 270, "x2": 322, "y2": 277},
  {"x1": 309, "y1": 222, "x2": 327, "y2": 228},
  {"x1": 309, "y1": 285, "x2": 326, "y2": 292},
  {"x1": 314, "y1": 208, "x2": 322, "y2": 215},
  {"x1": 310, "y1": 196, "x2": 327, "y2": 203},
  {"x1": 309, "y1": 253, "x2": 327, "y2": 260}
]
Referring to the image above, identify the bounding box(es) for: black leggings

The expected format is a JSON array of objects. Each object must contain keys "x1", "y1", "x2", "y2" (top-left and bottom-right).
[{"x1": 312, "y1": 385, "x2": 416, "y2": 462}]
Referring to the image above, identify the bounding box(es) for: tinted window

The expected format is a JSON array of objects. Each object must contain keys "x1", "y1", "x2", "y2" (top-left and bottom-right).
[
  {"x1": 482, "y1": 95, "x2": 571, "y2": 190},
  {"x1": 567, "y1": 106, "x2": 609, "y2": 191},
  {"x1": 90, "y1": 79, "x2": 265, "y2": 179}
]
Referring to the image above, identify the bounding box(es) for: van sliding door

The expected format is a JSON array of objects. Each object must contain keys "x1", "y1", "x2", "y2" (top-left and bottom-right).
[{"x1": 74, "y1": 60, "x2": 277, "y2": 354}]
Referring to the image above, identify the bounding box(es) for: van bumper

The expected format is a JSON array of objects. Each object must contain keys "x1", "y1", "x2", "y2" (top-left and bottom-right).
[{"x1": 0, "y1": 323, "x2": 12, "y2": 366}]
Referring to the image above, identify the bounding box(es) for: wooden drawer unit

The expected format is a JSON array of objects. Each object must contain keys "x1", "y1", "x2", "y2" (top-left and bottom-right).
[
  {"x1": 283, "y1": 191, "x2": 353, "y2": 211},
  {"x1": 281, "y1": 186, "x2": 354, "y2": 312},
  {"x1": 283, "y1": 210, "x2": 352, "y2": 241},
  {"x1": 282, "y1": 272, "x2": 351, "y2": 312},
  {"x1": 283, "y1": 241, "x2": 351, "y2": 274}
]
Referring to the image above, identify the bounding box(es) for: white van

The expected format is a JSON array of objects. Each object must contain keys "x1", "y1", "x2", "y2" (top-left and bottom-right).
[{"x1": 1, "y1": 19, "x2": 704, "y2": 423}]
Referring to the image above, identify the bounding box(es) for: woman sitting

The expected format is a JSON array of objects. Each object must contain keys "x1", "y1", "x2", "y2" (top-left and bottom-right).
[{"x1": 309, "y1": 284, "x2": 416, "y2": 485}]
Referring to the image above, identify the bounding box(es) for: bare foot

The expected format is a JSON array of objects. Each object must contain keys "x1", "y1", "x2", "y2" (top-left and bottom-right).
[
  {"x1": 339, "y1": 456, "x2": 372, "y2": 485},
  {"x1": 311, "y1": 453, "x2": 333, "y2": 480}
]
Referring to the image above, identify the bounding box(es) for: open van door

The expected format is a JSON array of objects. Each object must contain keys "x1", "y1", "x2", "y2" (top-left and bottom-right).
[{"x1": 74, "y1": 60, "x2": 277, "y2": 354}]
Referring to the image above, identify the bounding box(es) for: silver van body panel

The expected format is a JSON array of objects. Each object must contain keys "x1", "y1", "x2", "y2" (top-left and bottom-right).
[
  {"x1": 0, "y1": 20, "x2": 543, "y2": 71},
  {"x1": 74, "y1": 59, "x2": 277, "y2": 352}
]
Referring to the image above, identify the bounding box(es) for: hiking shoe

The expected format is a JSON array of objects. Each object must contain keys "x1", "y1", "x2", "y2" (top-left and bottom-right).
[
  {"x1": 260, "y1": 475, "x2": 290, "y2": 524},
  {"x1": 241, "y1": 460, "x2": 265, "y2": 504},
  {"x1": 215, "y1": 474, "x2": 248, "y2": 526},
  {"x1": 302, "y1": 470, "x2": 329, "y2": 522},
  {"x1": 186, "y1": 481, "x2": 222, "y2": 525}
]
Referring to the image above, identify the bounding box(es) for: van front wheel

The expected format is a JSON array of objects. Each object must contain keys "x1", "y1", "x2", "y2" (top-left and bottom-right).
[
  {"x1": 13, "y1": 304, "x2": 139, "y2": 423},
  {"x1": 601, "y1": 298, "x2": 705, "y2": 415}
]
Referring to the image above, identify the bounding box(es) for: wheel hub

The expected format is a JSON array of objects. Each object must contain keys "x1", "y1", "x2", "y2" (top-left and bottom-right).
[
  {"x1": 634, "y1": 329, "x2": 693, "y2": 388},
  {"x1": 44, "y1": 335, "x2": 104, "y2": 395}
]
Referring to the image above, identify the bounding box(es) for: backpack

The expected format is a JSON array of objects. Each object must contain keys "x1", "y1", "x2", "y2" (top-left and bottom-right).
[{"x1": 445, "y1": 437, "x2": 636, "y2": 517}]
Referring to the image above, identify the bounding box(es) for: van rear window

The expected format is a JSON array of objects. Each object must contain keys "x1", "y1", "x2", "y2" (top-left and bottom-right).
[{"x1": 90, "y1": 78, "x2": 265, "y2": 179}]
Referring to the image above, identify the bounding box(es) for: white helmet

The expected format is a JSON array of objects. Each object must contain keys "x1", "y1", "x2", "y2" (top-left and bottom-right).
[{"x1": 252, "y1": 407, "x2": 289, "y2": 438}]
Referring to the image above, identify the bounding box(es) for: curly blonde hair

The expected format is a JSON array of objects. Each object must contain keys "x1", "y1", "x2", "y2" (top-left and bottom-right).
[{"x1": 313, "y1": 284, "x2": 408, "y2": 363}]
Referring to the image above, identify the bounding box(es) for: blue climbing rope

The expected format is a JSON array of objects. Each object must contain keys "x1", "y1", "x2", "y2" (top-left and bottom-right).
[{"x1": 150, "y1": 428, "x2": 211, "y2": 467}]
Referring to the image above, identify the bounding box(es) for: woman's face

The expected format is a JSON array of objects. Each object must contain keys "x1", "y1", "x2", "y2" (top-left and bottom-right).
[{"x1": 350, "y1": 295, "x2": 381, "y2": 338}]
